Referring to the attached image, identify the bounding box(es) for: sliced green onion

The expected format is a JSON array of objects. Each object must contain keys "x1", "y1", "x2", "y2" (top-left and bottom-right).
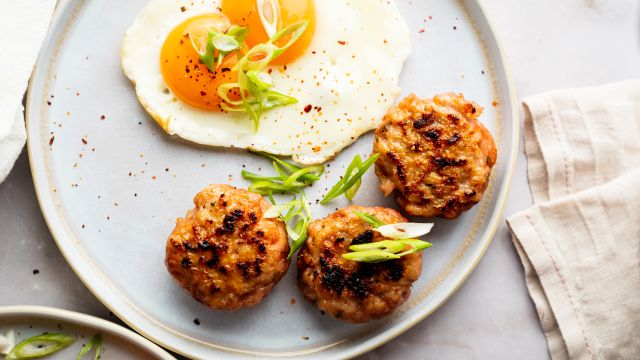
[
  {"x1": 76, "y1": 333, "x2": 102, "y2": 360},
  {"x1": 253, "y1": 151, "x2": 322, "y2": 182},
  {"x1": 353, "y1": 211, "x2": 386, "y2": 228},
  {"x1": 342, "y1": 250, "x2": 401, "y2": 263},
  {"x1": 375, "y1": 222, "x2": 434, "y2": 240},
  {"x1": 243, "y1": 152, "x2": 324, "y2": 195},
  {"x1": 345, "y1": 211, "x2": 434, "y2": 263},
  {"x1": 233, "y1": 21, "x2": 309, "y2": 72},
  {"x1": 263, "y1": 193, "x2": 312, "y2": 259},
  {"x1": 320, "y1": 153, "x2": 379, "y2": 204},
  {"x1": 395, "y1": 239, "x2": 433, "y2": 256},
  {"x1": 217, "y1": 20, "x2": 308, "y2": 130},
  {"x1": 6, "y1": 333, "x2": 75, "y2": 360},
  {"x1": 343, "y1": 239, "x2": 432, "y2": 263},
  {"x1": 211, "y1": 34, "x2": 240, "y2": 53},
  {"x1": 349, "y1": 240, "x2": 407, "y2": 253},
  {"x1": 257, "y1": 0, "x2": 280, "y2": 37},
  {"x1": 226, "y1": 25, "x2": 249, "y2": 47},
  {"x1": 241, "y1": 170, "x2": 281, "y2": 182},
  {"x1": 283, "y1": 165, "x2": 324, "y2": 188},
  {"x1": 246, "y1": 70, "x2": 273, "y2": 90},
  {"x1": 193, "y1": 25, "x2": 249, "y2": 72},
  {"x1": 344, "y1": 178, "x2": 360, "y2": 200},
  {"x1": 248, "y1": 180, "x2": 297, "y2": 195}
]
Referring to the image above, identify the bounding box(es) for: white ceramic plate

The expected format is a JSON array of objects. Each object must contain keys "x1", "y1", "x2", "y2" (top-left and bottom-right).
[
  {"x1": 0, "y1": 306, "x2": 174, "y2": 359},
  {"x1": 26, "y1": 0, "x2": 518, "y2": 358}
]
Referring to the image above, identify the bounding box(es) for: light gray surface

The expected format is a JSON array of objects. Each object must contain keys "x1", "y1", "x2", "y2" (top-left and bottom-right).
[{"x1": 1, "y1": 0, "x2": 638, "y2": 359}]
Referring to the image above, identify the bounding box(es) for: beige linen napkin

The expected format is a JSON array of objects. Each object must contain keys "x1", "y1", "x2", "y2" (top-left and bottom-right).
[
  {"x1": 507, "y1": 80, "x2": 640, "y2": 360},
  {"x1": 0, "y1": 0, "x2": 56, "y2": 182}
]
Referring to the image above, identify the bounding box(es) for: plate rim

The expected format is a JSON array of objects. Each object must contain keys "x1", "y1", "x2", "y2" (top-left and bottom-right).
[
  {"x1": 0, "y1": 305, "x2": 175, "y2": 359},
  {"x1": 25, "y1": 0, "x2": 520, "y2": 358}
]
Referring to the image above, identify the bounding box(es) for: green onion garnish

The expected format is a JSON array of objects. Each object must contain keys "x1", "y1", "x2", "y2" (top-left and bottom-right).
[
  {"x1": 217, "y1": 20, "x2": 309, "y2": 130},
  {"x1": 5, "y1": 333, "x2": 75, "y2": 360},
  {"x1": 354, "y1": 210, "x2": 386, "y2": 228},
  {"x1": 264, "y1": 193, "x2": 312, "y2": 259},
  {"x1": 342, "y1": 239, "x2": 432, "y2": 263},
  {"x1": 320, "y1": 153, "x2": 379, "y2": 204},
  {"x1": 194, "y1": 25, "x2": 249, "y2": 72},
  {"x1": 243, "y1": 151, "x2": 324, "y2": 195},
  {"x1": 76, "y1": 333, "x2": 102, "y2": 360},
  {"x1": 344, "y1": 211, "x2": 433, "y2": 263}
]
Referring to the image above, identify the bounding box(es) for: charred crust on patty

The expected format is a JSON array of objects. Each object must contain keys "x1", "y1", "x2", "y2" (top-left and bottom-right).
[
  {"x1": 216, "y1": 209, "x2": 244, "y2": 235},
  {"x1": 373, "y1": 93, "x2": 497, "y2": 219},
  {"x1": 412, "y1": 111, "x2": 434, "y2": 129},
  {"x1": 165, "y1": 184, "x2": 290, "y2": 310},
  {"x1": 351, "y1": 230, "x2": 374, "y2": 245},
  {"x1": 297, "y1": 206, "x2": 423, "y2": 323}
]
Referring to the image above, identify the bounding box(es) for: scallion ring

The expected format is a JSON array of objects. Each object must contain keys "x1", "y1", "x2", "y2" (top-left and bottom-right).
[
  {"x1": 76, "y1": 333, "x2": 102, "y2": 360},
  {"x1": 243, "y1": 152, "x2": 324, "y2": 195},
  {"x1": 320, "y1": 153, "x2": 379, "y2": 204},
  {"x1": 263, "y1": 193, "x2": 312, "y2": 259},
  {"x1": 5, "y1": 333, "x2": 75, "y2": 360}
]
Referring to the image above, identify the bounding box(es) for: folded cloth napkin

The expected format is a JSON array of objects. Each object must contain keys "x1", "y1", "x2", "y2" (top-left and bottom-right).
[
  {"x1": 0, "y1": 0, "x2": 56, "y2": 182},
  {"x1": 507, "y1": 80, "x2": 640, "y2": 360}
]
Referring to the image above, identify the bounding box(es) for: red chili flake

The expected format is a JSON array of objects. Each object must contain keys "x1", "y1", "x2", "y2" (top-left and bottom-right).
[
  {"x1": 419, "y1": 29, "x2": 425, "y2": 33},
  {"x1": 46, "y1": 101, "x2": 52, "y2": 106},
  {"x1": 304, "y1": 104, "x2": 312, "y2": 113},
  {"x1": 337, "y1": 40, "x2": 347, "y2": 45},
  {"x1": 100, "y1": 115, "x2": 106, "y2": 120},
  {"x1": 81, "y1": 138, "x2": 88, "y2": 145},
  {"x1": 152, "y1": 176, "x2": 157, "y2": 180},
  {"x1": 49, "y1": 136, "x2": 55, "y2": 145},
  {"x1": 200, "y1": 91, "x2": 207, "y2": 96}
]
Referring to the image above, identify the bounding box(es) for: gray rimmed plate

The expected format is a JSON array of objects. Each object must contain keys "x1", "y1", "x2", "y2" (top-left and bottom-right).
[
  {"x1": 26, "y1": 0, "x2": 518, "y2": 358},
  {"x1": 0, "y1": 306, "x2": 174, "y2": 359}
]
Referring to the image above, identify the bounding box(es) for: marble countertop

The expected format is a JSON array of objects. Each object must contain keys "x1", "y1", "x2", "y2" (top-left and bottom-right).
[{"x1": 1, "y1": 0, "x2": 638, "y2": 358}]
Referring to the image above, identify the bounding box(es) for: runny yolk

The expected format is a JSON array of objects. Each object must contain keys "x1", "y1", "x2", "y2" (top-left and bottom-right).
[
  {"x1": 221, "y1": 0, "x2": 316, "y2": 65},
  {"x1": 160, "y1": 14, "x2": 238, "y2": 111}
]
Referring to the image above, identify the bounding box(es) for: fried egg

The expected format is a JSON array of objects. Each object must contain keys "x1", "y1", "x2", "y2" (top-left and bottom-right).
[{"x1": 122, "y1": 0, "x2": 411, "y2": 164}]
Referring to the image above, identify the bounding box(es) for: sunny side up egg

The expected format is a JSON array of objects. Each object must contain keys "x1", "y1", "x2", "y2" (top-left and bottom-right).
[{"x1": 122, "y1": 0, "x2": 411, "y2": 164}]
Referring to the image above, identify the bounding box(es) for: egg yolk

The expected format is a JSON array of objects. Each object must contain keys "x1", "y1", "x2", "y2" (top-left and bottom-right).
[
  {"x1": 221, "y1": 0, "x2": 316, "y2": 65},
  {"x1": 160, "y1": 14, "x2": 238, "y2": 111}
]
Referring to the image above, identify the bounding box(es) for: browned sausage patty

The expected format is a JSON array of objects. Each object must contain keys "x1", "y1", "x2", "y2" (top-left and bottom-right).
[
  {"x1": 297, "y1": 206, "x2": 422, "y2": 323},
  {"x1": 165, "y1": 184, "x2": 290, "y2": 310},
  {"x1": 373, "y1": 93, "x2": 497, "y2": 219}
]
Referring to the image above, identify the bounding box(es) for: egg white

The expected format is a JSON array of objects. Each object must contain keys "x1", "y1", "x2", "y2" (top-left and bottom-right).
[{"x1": 122, "y1": 0, "x2": 411, "y2": 164}]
